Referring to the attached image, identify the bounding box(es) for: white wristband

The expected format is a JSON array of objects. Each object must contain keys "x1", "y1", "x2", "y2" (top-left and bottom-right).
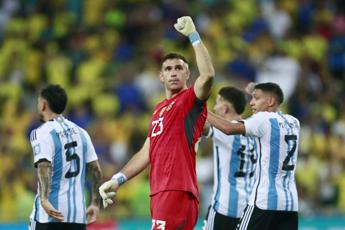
[
  {"x1": 111, "y1": 172, "x2": 127, "y2": 186},
  {"x1": 188, "y1": 32, "x2": 201, "y2": 46}
]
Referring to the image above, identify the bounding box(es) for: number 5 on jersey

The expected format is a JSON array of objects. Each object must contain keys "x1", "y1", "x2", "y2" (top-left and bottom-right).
[
  {"x1": 64, "y1": 141, "x2": 80, "y2": 178},
  {"x1": 151, "y1": 117, "x2": 164, "y2": 137}
]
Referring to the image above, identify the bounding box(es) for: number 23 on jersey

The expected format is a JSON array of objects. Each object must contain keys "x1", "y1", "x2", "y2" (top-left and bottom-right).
[{"x1": 151, "y1": 117, "x2": 164, "y2": 137}]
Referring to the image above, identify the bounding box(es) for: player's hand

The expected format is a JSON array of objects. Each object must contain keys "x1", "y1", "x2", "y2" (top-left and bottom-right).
[
  {"x1": 40, "y1": 198, "x2": 64, "y2": 222},
  {"x1": 86, "y1": 204, "x2": 99, "y2": 224},
  {"x1": 245, "y1": 82, "x2": 256, "y2": 95},
  {"x1": 174, "y1": 16, "x2": 196, "y2": 36},
  {"x1": 99, "y1": 180, "x2": 118, "y2": 208}
]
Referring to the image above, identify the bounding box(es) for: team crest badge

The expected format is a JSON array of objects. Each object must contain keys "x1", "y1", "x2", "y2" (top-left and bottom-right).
[{"x1": 33, "y1": 144, "x2": 41, "y2": 155}]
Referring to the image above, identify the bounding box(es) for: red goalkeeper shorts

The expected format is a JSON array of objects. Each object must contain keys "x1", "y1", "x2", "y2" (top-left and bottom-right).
[{"x1": 150, "y1": 190, "x2": 198, "y2": 230}]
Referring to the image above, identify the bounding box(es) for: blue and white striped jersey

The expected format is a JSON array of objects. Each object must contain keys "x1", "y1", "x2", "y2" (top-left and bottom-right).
[
  {"x1": 244, "y1": 111, "x2": 300, "y2": 211},
  {"x1": 209, "y1": 126, "x2": 257, "y2": 218},
  {"x1": 29, "y1": 116, "x2": 98, "y2": 224}
]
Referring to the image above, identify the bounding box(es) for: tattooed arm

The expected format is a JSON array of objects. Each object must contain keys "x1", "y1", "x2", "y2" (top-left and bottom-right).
[
  {"x1": 37, "y1": 160, "x2": 64, "y2": 221},
  {"x1": 37, "y1": 161, "x2": 51, "y2": 200},
  {"x1": 85, "y1": 160, "x2": 102, "y2": 224}
]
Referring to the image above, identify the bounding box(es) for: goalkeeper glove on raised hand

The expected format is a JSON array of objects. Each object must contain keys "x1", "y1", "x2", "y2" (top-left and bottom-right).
[
  {"x1": 174, "y1": 16, "x2": 196, "y2": 36},
  {"x1": 174, "y1": 16, "x2": 201, "y2": 46}
]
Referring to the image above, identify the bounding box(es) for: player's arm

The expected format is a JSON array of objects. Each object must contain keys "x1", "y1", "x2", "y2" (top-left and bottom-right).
[
  {"x1": 85, "y1": 160, "x2": 102, "y2": 224},
  {"x1": 120, "y1": 137, "x2": 150, "y2": 179},
  {"x1": 37, "y1": 160, "x2": 64, "y2": 221},
  {"x1": 86, "y1": 160, "x2": 102, "y2": 206},
  {"x1": 37, "y1": 160, "x2": 51, "y2": 201},
  {"x1": 192, "y1": 37, "x2": 215, "y2": 100},
  {"x1": 208, "y1": 111, "x2": 245, "y2": 135},
  {"x1": 174, "y1": 16, "x2": 215, "y2": 101},
  {"x1": 202, "y1": 121, "x2": 211, "y2": 136},
  {"x1": 99, "y1": 137, "x2": 150, "y2": 208}
]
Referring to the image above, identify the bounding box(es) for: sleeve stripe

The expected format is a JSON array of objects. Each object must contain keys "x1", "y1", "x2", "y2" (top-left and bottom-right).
[{"x1": 31, "y1": 130, "x2": 37, "y2": 141}]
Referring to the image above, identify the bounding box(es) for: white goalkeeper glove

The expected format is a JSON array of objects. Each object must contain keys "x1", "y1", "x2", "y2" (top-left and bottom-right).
[
  {"x1": 174, "y1": 16, "x2": 196, "y2": 36},
  {"x1": 99, "y1": 180, "x2": 117, "y2": 208},
  {"x1": 174, "y1": 16, "x2": 201, "y2": 46},
  {"x1": 99, "y1": 172, "x2": 127, "y2": 208}
]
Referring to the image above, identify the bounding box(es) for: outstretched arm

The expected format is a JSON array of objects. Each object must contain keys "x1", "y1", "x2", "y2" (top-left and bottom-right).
[
  {"x1": 174, "y1": 16, "x2": 215, "y2": 101},
  {"x1": 208, "y1": 111, "x2": 245, "y2": 135},
  {"x1": 99, "y1": 138, "x2": 150, "y2": 208},
  {"x1": 85, "y1": 160, "x2": 102, "y2": 224}
]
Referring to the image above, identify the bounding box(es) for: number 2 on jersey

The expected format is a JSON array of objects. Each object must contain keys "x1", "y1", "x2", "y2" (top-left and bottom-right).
[
  {"x1": 64, "y1": 141, "x2": 80, "y2": 178},
  {"x1": 282, "y1": 134, "x2": 297, "y2": 171}
]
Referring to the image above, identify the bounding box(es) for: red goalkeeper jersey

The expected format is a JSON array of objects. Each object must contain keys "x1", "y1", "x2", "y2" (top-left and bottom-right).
[{"x1": 148, "y1": 87, "x2": 207, "y2": 199}]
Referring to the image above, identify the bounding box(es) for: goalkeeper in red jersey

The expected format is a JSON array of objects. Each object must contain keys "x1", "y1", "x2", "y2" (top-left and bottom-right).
[{"x1": 99, "y1": 16, "x2": 215, "y2": 230}]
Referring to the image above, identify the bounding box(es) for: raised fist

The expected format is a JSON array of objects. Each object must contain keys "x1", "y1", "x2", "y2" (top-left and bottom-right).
[{"x1": 174, "y1": 16, "x2": 196, "y2": 36}]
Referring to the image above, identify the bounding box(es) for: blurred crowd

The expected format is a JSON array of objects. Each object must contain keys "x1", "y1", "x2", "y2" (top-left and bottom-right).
[{"x1": 0, "y1": 0, "x2": 345, "y2": 222}]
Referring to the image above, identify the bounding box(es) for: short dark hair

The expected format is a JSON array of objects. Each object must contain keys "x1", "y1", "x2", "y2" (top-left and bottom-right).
[
  {"x1": 254, "y1": 82, "x2": 284, "y2": 105},
  {"x1": 218, "y1": 86, "x2": 246, "y2": 114},
  {"x1": 40, "y1": 84, "x2": 67, "y2": 114},
  {"x1": 162, "y1": 53, "x2": 189, "y2": 66}
]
